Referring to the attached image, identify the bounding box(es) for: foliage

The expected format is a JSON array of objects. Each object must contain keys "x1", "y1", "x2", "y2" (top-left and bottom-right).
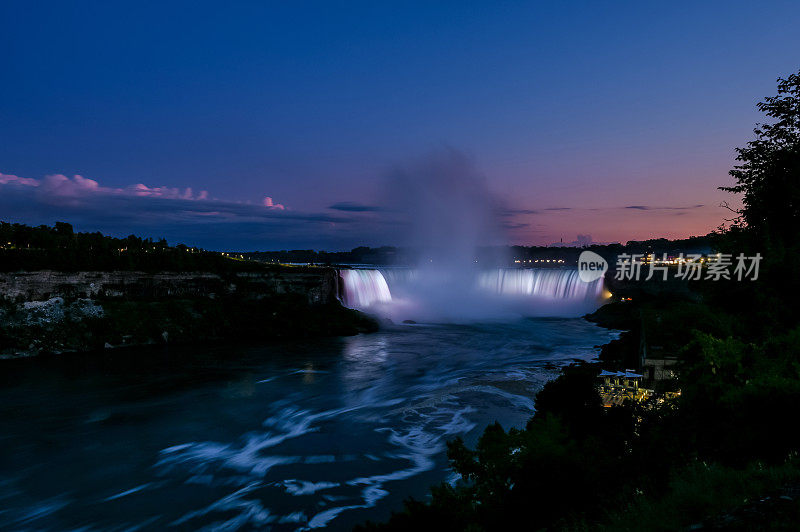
[
  {"x1": 598, "y1": 459, "x2": 800, "y2": 531},
  {"x1": 721, "y1": 71, "x2": 800, "y2": 243},
  {"x1": 715, "y1": 70, "x2": 800, "y2": 329},
  {"x1": 676, "y1": 328, "x2": 800, "y2": 465}
]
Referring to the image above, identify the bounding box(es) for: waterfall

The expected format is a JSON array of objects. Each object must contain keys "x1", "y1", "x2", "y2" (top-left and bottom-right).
[
  {"x1": 339, "y1": 269, "x2": 392, "y2": 309},
  {"x1": 476, "y1": 269, "x2": 603, "y2": 301},
  {"x1": 339, "y1": 268, "x2": 604, "y2": 314},
  {"x1": 378, "y1": 267, "x2": 416, "y2": 288}
]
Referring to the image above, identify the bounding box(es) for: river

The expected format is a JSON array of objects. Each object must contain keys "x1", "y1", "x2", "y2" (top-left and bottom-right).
[{"x1": 0, "y1": 317, "x2": 616, "y2": 530}]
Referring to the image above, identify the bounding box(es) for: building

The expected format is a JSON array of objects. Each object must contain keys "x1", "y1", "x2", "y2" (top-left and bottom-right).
[{"x1": 597, "y1": 370, "x2": 649, "y2": 407}]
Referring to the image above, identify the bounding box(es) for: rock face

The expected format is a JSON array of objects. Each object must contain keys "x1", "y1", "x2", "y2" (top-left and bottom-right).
[
  {"x1": 0, "y1": 268, "x2": 339, "y2": 305},
  {"x1": 0, "y1": 267, "x2": 376, "y2": 359}
]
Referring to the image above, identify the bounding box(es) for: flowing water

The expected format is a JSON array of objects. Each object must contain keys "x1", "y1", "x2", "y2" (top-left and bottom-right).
[
  {"x1": 0, "y1": 320, "x2": 617, "y2": 531},
  {"x1": 0, "y1": 269, "x2": 615, "y2": 530}
]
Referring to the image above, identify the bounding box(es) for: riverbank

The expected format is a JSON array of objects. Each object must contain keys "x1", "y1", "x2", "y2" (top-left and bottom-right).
[
  {"x1": 0, "y1": 268, "x2": 378, "y2": 358},
  {"x1": 0, "y1": 295, "x2": 379, "y2": 359}
]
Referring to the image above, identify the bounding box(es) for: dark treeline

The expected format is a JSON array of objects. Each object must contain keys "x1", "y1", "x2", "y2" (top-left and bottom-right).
[
  {"x1": 0, "y1": 221, "x2": 265, "y2": 273},
  {"x1": 357, "y1": 71, "x2": 800, "y2": 531},
  {"x1": 241, "y1": 246, "x2": 402, "y2": 266},
  {"x1": 1, "y1": 222, "x2": 721, "y2": 272},
  {"x1": 241, "y1": 235, "x2": 720, "y2": 267},
  {"x1": 510, "y1": 233, "x2": 719, "y2": 264}
]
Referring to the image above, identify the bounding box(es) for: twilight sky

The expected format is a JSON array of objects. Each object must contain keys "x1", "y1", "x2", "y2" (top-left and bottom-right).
[{"x1": 2, "y1": 1, "x2": 800, "y2": 250}]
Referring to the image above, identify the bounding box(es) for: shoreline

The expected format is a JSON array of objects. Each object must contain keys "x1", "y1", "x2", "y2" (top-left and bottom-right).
[{"x1": 0, "y1": 293, "x2": 379, "y2": 359}]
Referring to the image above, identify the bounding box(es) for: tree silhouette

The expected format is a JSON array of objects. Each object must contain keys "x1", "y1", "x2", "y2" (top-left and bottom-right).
[{"x1": 721, "y1": 69, "x2": 800, "y2": 245}]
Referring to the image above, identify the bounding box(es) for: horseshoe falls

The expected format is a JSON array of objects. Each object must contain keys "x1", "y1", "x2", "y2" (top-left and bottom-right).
[
  {"x1": 339, "y1": 268, "x2": 607, "y2": 321},
  {"x1": 476, "y1": 269, "x2": 604, "y2": 301}
]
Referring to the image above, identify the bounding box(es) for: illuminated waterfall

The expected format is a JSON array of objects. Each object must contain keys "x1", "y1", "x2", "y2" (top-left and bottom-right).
[
  {"x1": 339, "y1": 269, "x2": 392, "y2": 309},
  {"x1": 476, "y1": 269, "x2": 604, "y2": 301},
  {"x1": 339, "y1": 268, "x2": 604, "y2": 314},
  {"x1": 378, "y1": 267, "x2": 416, "y2": 288}
]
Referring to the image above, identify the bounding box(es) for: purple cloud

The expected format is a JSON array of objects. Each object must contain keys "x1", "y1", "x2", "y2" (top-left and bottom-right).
[
  {"x1": 262, "y1": 196, "x2": 285, "y2": 210},
  {"x1": 0, "y1": 170, "x2": 377, "y2": 249},
  {"x1": 0, "y1": 172, "x2": 39, "y2": 187}
]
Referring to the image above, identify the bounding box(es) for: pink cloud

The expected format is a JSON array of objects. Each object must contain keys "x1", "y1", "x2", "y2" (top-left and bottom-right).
[
  {"x1": 130, "y1": 183, "x2": 194, "y2": 199},
  {"x1": 263, "y1": 196, "x2": 286, "y2": 210},
  {"x1": 40, "y1": 174, "x2": 104, "y2": 196},
  {"x1": 0, "y1": 172, "x2": 39, "y2": 187},
  {"x1": 128, "y1": 184, "x2": 212, "y2": 201},
  {"x1": 0, "y1": 170, "x2": 284, "y2": 210}
]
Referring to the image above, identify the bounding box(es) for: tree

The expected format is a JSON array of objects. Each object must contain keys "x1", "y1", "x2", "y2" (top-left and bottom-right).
[
  {"x1": 713, "y1": 70, "x2": 800, "y2": 328},
  {"x1": 721, "y1": 70, "x2": 800, "y2": 244},
  {"x1": 54, "y1": 221, "x2": 74, "y2": 237}
]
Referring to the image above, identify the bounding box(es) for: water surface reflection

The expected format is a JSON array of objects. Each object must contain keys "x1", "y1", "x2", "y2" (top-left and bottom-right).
[{"x1": 0, "y1": 319, "x2": 617, "y2": 530}]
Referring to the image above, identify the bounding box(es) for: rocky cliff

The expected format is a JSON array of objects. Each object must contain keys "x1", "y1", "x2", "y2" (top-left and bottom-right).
[
  {"x1": 0, "y1": 268, "x2": 339, "y2": 305},
  {"x1": 0, "y1": 267, "x2": 376, "y2": 359}
]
